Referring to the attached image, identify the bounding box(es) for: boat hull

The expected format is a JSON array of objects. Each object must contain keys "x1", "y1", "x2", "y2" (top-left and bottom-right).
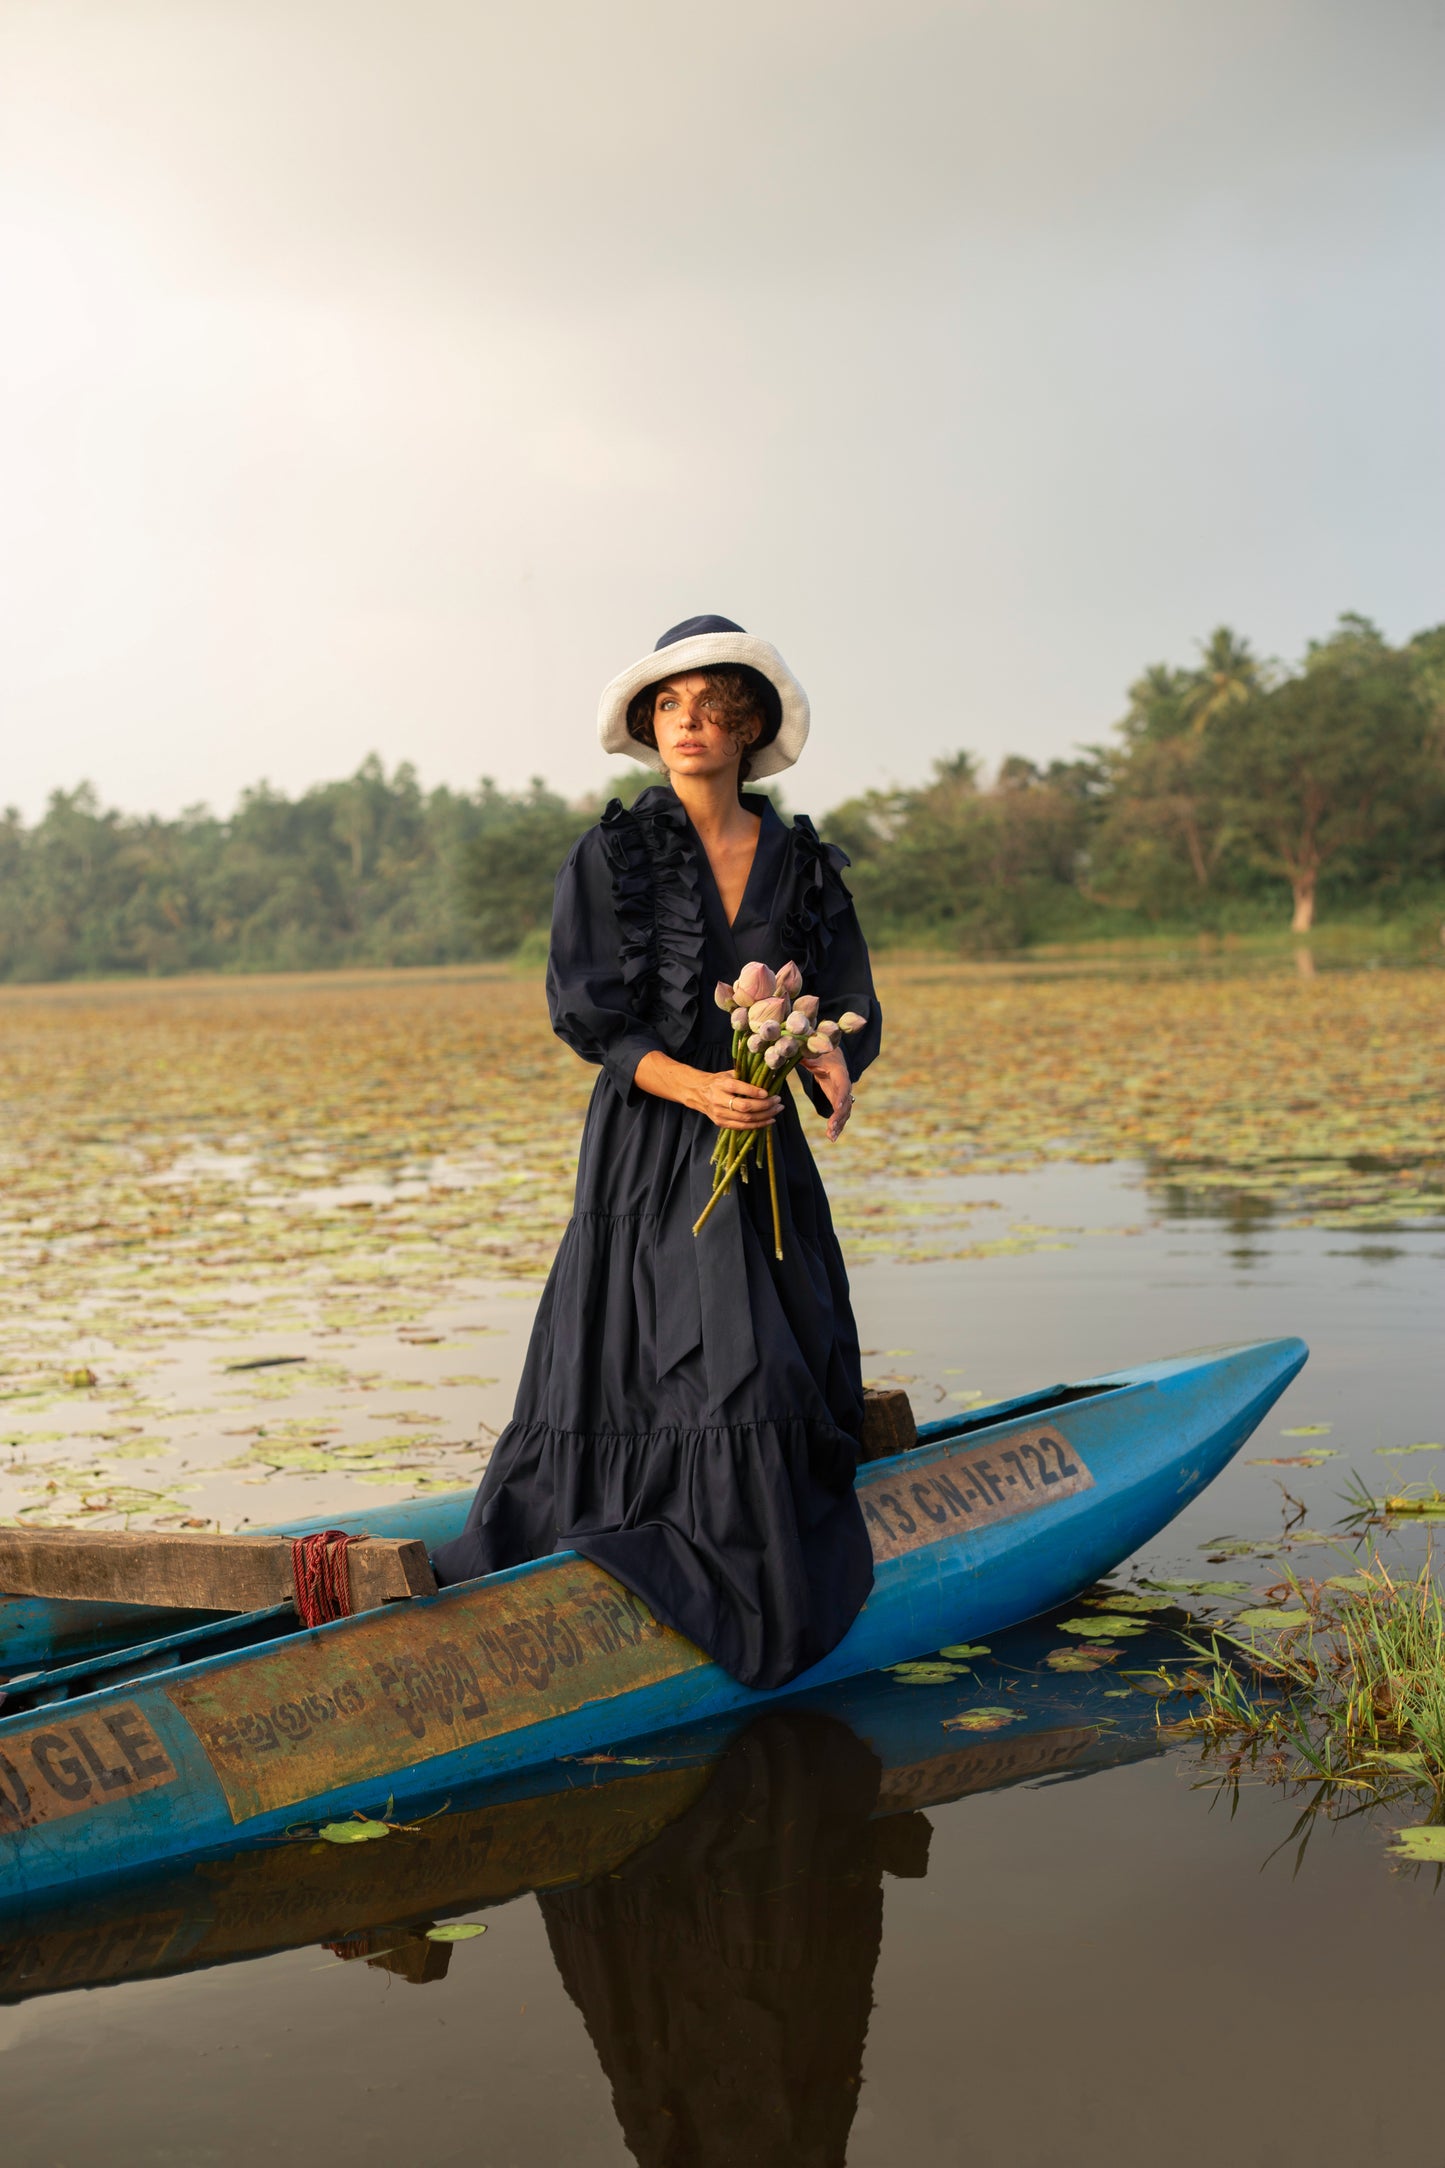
[
  {"x1": 0, "y1": 1336, "x2": 1305, "y2": 1902},
  {"x1": 0, "y1": 1628, "x2": 1173, "y2": 1997}
]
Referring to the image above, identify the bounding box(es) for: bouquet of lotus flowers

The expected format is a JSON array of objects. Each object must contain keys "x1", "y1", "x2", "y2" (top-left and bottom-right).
[{"x1": 693, "y1": 957, "x2": 865, "y2": 1260}]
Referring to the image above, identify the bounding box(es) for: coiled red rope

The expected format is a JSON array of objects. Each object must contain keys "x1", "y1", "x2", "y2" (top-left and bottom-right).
[{"x1": 291, "y1": 1528, "x2": 363, "y2": 1627}]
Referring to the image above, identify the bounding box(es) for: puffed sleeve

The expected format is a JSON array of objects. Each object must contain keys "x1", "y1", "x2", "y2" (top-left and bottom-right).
[
  {"x1": 787, "y1": 826, "x2": 882, "y2": 1122},
  {"x1": 816, "y1": 887, "x2": 882, "y2": 1083},
  {"x1": 800, "y1": 895, "x2": 883, "y2": 1120},
  {"x1": 545, "y1": 829, "x2": 666, "y2": 1106}
]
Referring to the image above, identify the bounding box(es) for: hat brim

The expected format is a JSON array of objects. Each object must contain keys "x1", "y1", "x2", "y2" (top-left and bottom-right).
[{"x1": 597, "y1": 632, "x2": 809, "y2": 780}]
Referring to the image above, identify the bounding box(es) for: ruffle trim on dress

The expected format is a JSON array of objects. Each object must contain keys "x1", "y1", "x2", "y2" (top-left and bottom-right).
[
  {"x1": 599, "y1": 790, "x2": 705, "y2": 1056},
  {"x1": 433, "y1": 1410, "x2": 874, "y2": 1688},
  {"x1": 780, "y1": 815, "x2": 855, "y2": 985}
]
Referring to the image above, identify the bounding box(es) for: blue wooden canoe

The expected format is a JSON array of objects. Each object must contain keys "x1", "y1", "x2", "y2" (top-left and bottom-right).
[
  {"x1": 0, "y1": 1336, "x2": 1304, "y2": 1902},
  {"x1": 0, "y1": 1623, "x2": 1176, "y2": 1992}
]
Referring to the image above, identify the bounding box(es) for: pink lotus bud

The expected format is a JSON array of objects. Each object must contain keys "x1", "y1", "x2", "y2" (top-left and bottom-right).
[
  {"x1": 783, "y1": 1011, "x2": 812, "y2": 1036},
  {"x1": 713, "y1": 980, "x2": 738, "y2": 1012},
  {"x1": 731, "y1": 1007, "x2": 750, "y2": 1033},
  {"x1": 774, "y1": 959, "x2": 803, "y2": 1000},
  {"x1": 814, "y1": 1018, "x2": 842, "y2": 1042},
  {"x1": 791, "y1": 995, "x2": 820, "y2": 1022},
  {"x1": 733, "y1": 961, "x2": 776, "y2": 1004},
  {"x1": 748, "y1": 997, "x2": 788, "y2": 1029},
  {"x1": 764, "y1": 1042, "x2": 787, "y2": 1070},
  {"x1": 805, "y1": 1033, "x2": 833, "y2": 1055},
  {"x1": 837, "y1": 1011, "x2": 867, "y2": 1035},
  {"x1": 748, "y1": 1023, "x2": 780, "y2": 1051}
]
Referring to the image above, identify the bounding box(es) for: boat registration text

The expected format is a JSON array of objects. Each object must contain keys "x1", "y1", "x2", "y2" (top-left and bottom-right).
[{"x1": 859, "y1": 1423, "x2": 1093, "y2": 1561}]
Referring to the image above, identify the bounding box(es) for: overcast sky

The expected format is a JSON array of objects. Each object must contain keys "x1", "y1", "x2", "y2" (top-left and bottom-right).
[{"x1": 1, "y1": 0, "x2": 1441, "y2": 822}]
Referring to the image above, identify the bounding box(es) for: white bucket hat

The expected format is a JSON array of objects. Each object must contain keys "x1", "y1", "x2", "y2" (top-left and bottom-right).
[{"x1": 597, "y1": 614, "x2": 810, "y2": 781}]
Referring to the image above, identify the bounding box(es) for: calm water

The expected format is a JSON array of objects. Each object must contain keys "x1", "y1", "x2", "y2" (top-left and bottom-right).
[{"x1": 4, "y1": 1163, "x2": 1443, "y2": 2166}]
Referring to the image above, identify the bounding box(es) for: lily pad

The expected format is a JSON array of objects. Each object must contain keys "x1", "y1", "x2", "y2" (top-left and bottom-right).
[
  {"x1": 1144, "y1": 1577, "x2": 1250, "y2": 1597},
  {"x1": 941, "y1": 1707, "x2": 1019, "y2": 1732},
  {"x1": 1280, "y1": 1424, "x2": 1332, "y2": 1436},
  {"x1": 1044, "y1": 1647, "x2": 1119, "y2": 1672},
  {"x1": 1375, "y1": 1443, "x2": 1445, "y2": 1458},
  {"x1": 1058, "y1": 1615, "x2": 1148, "y2": 1638},
  {"x1": 1081, "y1": 1591, "x2": 1173, "y2": 1613},
  {"x1": 317, "y1": 1818, "x2": 391, "y2": 1844},
  {"x1": 1388, "y1": 1827, "x2": 1445, "y2": 1863},
  {"x1": 938, "y1": 1643, "x2": 991, "y2": 1659},
  {"x1": 1233, "y1": 1608, "x2": 1311, "y2": 1630},
  {"x1": 1369, "y1": 1751, "x2": 1429, "y2": 1775},
  {"x1": 425, "y1": 1923, "x2": 488, "y2": 1942},
  {"x1": 1248, "y1": 1452, "x2": 1337, "y2": 1466},
  {"x1": 889, "y1": 1662, "x2": 966, "y2": 1683}
]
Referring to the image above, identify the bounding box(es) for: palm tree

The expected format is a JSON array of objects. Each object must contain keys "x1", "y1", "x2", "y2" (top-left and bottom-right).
[{"x1": 1183, "y1": 628, "x2": 1266, "y2": 736}]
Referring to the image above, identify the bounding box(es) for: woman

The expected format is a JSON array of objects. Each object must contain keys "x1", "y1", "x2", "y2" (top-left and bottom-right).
[{"x1": 433, "y1": 614, "x2": 881, "y2": 1689}]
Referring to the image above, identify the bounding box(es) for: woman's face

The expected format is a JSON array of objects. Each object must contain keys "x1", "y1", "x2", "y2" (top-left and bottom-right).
[{"x1": 651, "y1": 673, "x2": 759, "y2": 779}]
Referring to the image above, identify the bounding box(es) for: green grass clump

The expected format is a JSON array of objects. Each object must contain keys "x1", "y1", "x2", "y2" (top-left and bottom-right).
[{"x1": 1182, "y1": 1556, "x2": 1445, "y2": 1851}]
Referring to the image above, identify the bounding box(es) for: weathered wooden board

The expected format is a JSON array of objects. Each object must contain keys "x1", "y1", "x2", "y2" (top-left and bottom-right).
[
  {"x1": 858, "y1": 1389, "x2": 918, "y2": 1463},
  {"x1": 0, "y1": 1529, "x2": 435, "y2": 1616}
]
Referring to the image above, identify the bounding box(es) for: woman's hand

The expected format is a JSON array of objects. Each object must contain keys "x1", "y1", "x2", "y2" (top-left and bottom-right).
[
  {"x1": 694, "y1": 1070, "x2": 782, "y2": 1132},
  {"x1": 802, "y1": 1048, "x2": 855, "y2": 1142},
  {"x1": 633, "y1": 1051, "x2": 782, "y2": 1131}
]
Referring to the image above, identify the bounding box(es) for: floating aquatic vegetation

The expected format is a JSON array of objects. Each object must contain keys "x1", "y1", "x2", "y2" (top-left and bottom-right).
[
  {"x1": 1341, "y1": 1471, "x2": 1445, "y2": 1522},
  {"x1": 1045, "y1": 1646, "x2": 1121, "y2": 1672},
  {"x1": 942, "y1": 1707, "x2": 1019, "y2": 1732},
  {"x1": 1080, "y1": 1591, "x2": 1176, "y2": 1613},
  {"x1": 1058, "y1": 1615, "x2": 1149, "y2": 1638},
  {"x1": 1143, "y1": 1578, "x2": 1252, "y2": 1597},
  {"x1": 1180, "y1": 1556, "x2": 1445, "y2": 1868},
  {"x1": 1, "y1": 960, "x2": 1440, "y2": 1526},
  {"x1": 317, "y1": 1819, "x2": 391, "y2": 1845},
  {"x1": 1248, "y1": 1452, "x2": 1339, "y2": 1469},
  {"x1": 1388, "y1": 1827, "x2": 1445, "y2": 1863}
]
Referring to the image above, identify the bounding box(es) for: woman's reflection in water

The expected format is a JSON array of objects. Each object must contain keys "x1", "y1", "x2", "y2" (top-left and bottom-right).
[{"x1": 539, "y1": 1712, "x2": 930, "y2": 2168}]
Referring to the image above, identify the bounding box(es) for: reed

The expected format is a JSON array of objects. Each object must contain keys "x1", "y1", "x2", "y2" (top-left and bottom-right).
[{"x1": 1179, "y1": 1555, "x2": 1445, "y2": 1830}]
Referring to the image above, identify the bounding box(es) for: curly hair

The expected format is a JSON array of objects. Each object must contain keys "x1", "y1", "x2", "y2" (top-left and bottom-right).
[{"x1": 626, "y1": 664, "x2": 780, "y2": 784}]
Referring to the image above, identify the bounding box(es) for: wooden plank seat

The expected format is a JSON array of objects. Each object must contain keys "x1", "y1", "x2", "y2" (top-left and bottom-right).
[
  {"x1": 0, "y1": 1527, "x2": 436, "y2": 1616},
  {"x1": 858, "y1": 1388, "x2": 918, "y2": 1464}
]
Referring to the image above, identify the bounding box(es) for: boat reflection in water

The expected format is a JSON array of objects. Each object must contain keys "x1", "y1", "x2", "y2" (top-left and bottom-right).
[{"x1": 0, "y1": 1642, "x2": 1179, "y2": 2164}]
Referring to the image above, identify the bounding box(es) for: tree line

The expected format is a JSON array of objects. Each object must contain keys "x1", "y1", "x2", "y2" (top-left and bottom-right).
[
  {"x1": 1, "y1": 612, "x2": 1440, "y2": 982},
  {"x1": 833, "y1": 614, "x2": 1445, "y2": 948}
]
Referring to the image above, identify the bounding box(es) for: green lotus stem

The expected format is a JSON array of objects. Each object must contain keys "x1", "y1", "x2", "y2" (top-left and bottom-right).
[
  {"x1": 692, "y1": 1147, "x2": 749, "y2": 1235},
  {"x1": 697, "y1": 1028, "x2": 795, "y2": 1235},
  {"x1": 765, "y1": 1123, "x2": 783, "y2": 1261}
]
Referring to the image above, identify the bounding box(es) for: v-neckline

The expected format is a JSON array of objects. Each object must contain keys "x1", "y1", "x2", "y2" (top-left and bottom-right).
[{"x1": 687, "y1": 799, "x2": 770, "y2": 933}]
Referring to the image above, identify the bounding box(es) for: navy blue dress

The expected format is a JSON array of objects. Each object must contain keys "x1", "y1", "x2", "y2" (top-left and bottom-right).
[{"x1": 432, "y1": 786, "x2": 881, "y2": 1690}]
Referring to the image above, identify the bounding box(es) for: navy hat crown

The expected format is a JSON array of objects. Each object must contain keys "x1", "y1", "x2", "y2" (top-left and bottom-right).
[{"x1": 655, "y1": 614, "x2": 746, "y2": 649}]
